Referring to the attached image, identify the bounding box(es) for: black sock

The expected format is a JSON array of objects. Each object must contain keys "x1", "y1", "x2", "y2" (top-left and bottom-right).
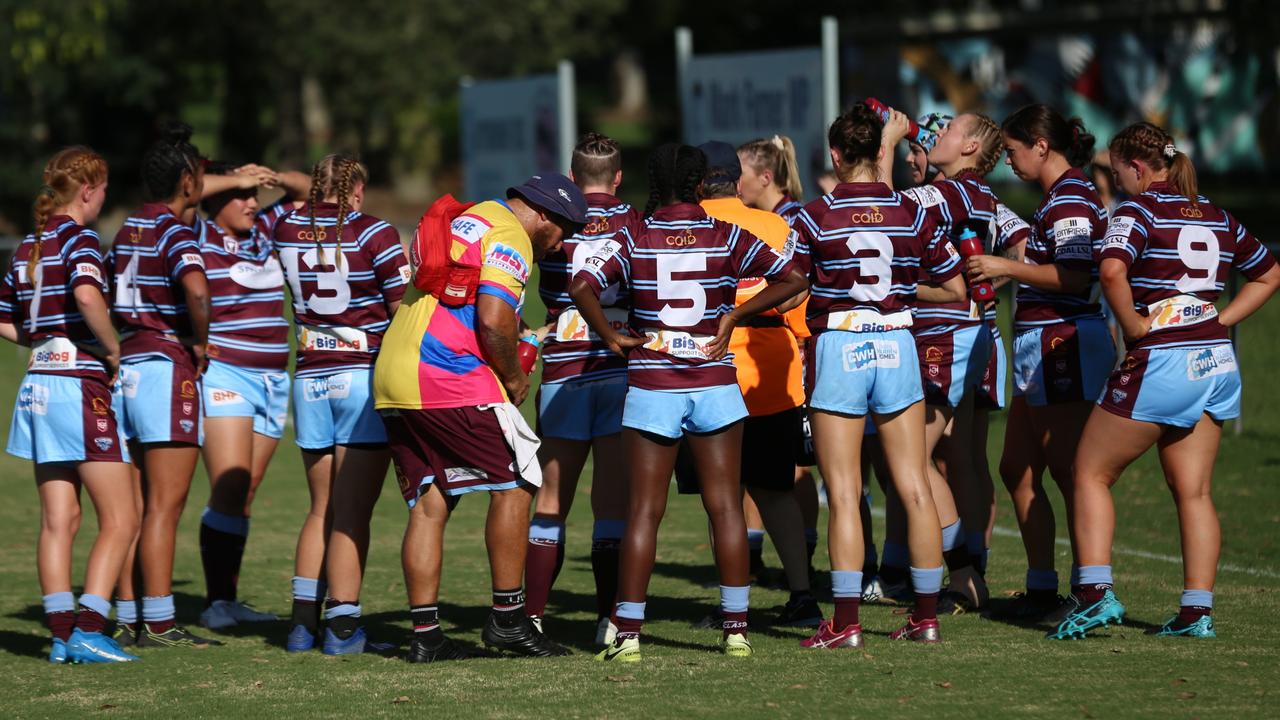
[
  {"x1": 590, "y1": 539, "x2": 621, "y2": 621},
  {"x1": 492, "y1": 588, "x2": 525, "y2": 627},
  {"x1": 200, "y1": 522, "x2": 247, "y2": 605},
  {"x1": 789, "y1": 589, "x2": 813, "y2": 604},
  {"x1": 291, "y1": 600, "x2": 319, "y2": 634},
  {"x1": 325, "y1": 599, "x2": 359, "y2": 640},
  {"x1": 411, "y1": 604, "x2": 444, "y2": 646}
]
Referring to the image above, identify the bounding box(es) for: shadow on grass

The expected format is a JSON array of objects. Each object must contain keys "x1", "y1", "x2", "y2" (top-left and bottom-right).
[{"x1": 0, "y1": 628, "x2": 51, "y2": 659}]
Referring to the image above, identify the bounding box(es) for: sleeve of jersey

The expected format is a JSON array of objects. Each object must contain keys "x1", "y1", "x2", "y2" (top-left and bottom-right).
[
  {"x1": 165, "y1": 225, "x2": 207, "y2": 282},
  {"x1": 366, "y1": 223, "x2": 410, "y2": 304},
  {"x1": 735, "y1": 227, "x2": 792, "y2": 280},
  {"x1": 791, "y1": 208, "x2": 819, "y2": 275},
  {"x1": 477, "y1": 225, "x2": 532, "y2": 309},
  {"x1": 1229, "y1": 214, "x2": 1277, "y2": 280},
  {"x1": 993, "y1": 203, "x2": 1031, "y2": 253},
  {"x1": 253, "y1": 201, "x2": 291, "y2": 251},
  {"x1": 922, "y1": 215, "x2": 962, "y2": 282},
  {"x1": 1098, "y1": 204, "x2": 1148, "y2": 268},
  {"x1": 0, "y1": 264, "x2": 15, "y2": 325},
  {"x1": 1044, "y1": 200, "x2": 1098, "y2": 270},
  {"x1": 67, "y1": 230, "x2": 108, "y2": 291},
  {"x1": 575, "y1": 226, "x2": 629, "y2": 298}
]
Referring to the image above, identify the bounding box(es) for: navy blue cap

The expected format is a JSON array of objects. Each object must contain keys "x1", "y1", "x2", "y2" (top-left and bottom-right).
[
  {"x1": 507, "y1": 174, "x2": 588, "y2": 226},
  {"x1": 697, "y1": 141, "x2": 741, "y2": 182}
]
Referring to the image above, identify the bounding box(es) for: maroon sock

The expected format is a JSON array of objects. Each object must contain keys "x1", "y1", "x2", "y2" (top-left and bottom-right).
[
  {"x1": 832, "y1": 597, "x2": 860, "y2": 632},
  {"x1": 913, "y1": 592, "x2": 939, "y2": 622},
  {"x1": 146, "y1": 618, "x2": 175, "y2": 634},
  {"x1": 722, "y1": 610, "x2": 748, "y2": 639},
  {"x1": 613, "y1": 614, "x2": 642, "y2": 640},
  {"x1": 1071, "y1": 583, "x2": 1112, "y2": 605},
  {"x1": 75, "y1": 607, "x2": 108, "y2": 634},
  {"x1": 46, "y1": 611, "x2": 75, "y2": 642},
  {"x1": 200, "y1": 523, "x2": 247, "y2": 605},
  {"x1": 524, "y1": 539, "x2": 562, "y2": 617},
  {"x1": 590, "y1": 539, "x2": 621, "y2": 620},
  {"x1": 1176, "y1": 605, "x2": 1211, "y2": 626}
]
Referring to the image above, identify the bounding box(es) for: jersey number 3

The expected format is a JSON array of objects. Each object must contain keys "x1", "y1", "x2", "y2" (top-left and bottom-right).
[
  {"x1": 846, "y1": 232, "x2": 894, "y2": 302},
  {"x1": 281, "y1": 247, "x2": 351, "y2": 315}
]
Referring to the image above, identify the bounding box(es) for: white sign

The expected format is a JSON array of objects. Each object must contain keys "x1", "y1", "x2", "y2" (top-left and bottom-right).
[{"x1": 680, "y1": 47, "x2": 828, "y2": 197}]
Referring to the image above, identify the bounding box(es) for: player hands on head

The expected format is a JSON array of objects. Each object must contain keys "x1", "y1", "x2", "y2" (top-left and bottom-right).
[
  {"x1": 791, "y1": 101, "x2": 967, "y2": 650},
  {"x1": 0, "y1": 147, "x2": 142, "y2": 664},
  {"x1": 276, "y1": 153, "x2": 410, "y2": 655},
  {"x1": 109, "y1": 121, "x2": 218, "y2": 650},
  {"x1": 374, "y1": 173, "x2": 587, "y2": 662},
  {"x1": 570, "y1": 143, "x2": 807, "y2": 663},
  {"x1": 189, "y1": 160, "x2": 310, "y2": 632},
  {"x1": 965, "y1": 104, "x2": 1116, "y2": 624},
  {"x1": 526, "y1": 133, "x2": 637, "y2": 647},
  {"x1": 1050, "y1": 122, "x2": 1279, "y2": 640}
]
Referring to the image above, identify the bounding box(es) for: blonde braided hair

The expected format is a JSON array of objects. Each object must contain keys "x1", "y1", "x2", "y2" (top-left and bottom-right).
[
  {"x1": 306, "y1": 153, "x2": 367, "y2": 268},
  {"x1": 956, "y1": 113, "x2": 1003, "y2": 178}
]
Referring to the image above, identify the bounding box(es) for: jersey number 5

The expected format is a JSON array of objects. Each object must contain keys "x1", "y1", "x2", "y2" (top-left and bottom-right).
[
  {"x1": 845, "y1": 232, "x2": 894, "y2": 302},
  {"x1": 281, "y1": 247, "x2": 351, "y2": 315},
  {"x1": 657, "y1": 252, "x2": 707, "y2": 327}
]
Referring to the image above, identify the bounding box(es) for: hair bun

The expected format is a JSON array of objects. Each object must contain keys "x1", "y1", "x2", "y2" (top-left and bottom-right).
[{"x1": 162, "y1": 121, "x2": 194, "y2": 145}]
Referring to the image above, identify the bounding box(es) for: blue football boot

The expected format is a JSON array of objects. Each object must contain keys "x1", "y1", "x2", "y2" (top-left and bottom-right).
[
  {"x1": 67, "y1": 629, "x2": 139, "y2": 663},
  {"x1": 49, "y1": 637, "x2": 67, "y2": 664},
  {"x1": 1155, "y1": 615, "x2": 1216, "y2": 639},
  {"x1": 322, "y1": 626, "x2": 367, "y2": 655},
  {"x1": 286, "y1": 624, "x2": 317, "y2": 652},
  {"x1": 1047, "y1": 590, "x2": 1126, "y2": 640}
]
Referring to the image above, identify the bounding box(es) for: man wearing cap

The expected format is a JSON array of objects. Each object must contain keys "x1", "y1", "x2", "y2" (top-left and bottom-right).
[
  {"x1": 374, "y1": 174, "x2": 587, "y2": 662},
  {"x1": 679, "y1": 141, "x2": 820, "y2": 625}
]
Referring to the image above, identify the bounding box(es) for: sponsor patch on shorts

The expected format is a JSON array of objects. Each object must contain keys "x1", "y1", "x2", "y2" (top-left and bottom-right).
[
  {"x1": 445, "y1": 466, "x2": 489, "y2": 484},
  {"x1": 179, "y1": 419, "x2": 195, "y2": 434},
  {"x1": 841, "y1": 339, "x2": 900, "y2": 372},
  {"x1": 1186, "y1": 346, "x2": 1235, "y2": 381},
  {"x1": 18, "y1": 383, "x2": 50, "y2": 415},
  {"x1": 303, "y1": 373, "x2": 352, "y2": 402},
  {"x1": 208, "y1": 388, "x2": 243, "y2": 406},
  {"x1": 119, "y1": 368, "x2": 141, "y2": 398},
  {"x1": 94, "y1": 437, "x2": 114, "y2": 452}
]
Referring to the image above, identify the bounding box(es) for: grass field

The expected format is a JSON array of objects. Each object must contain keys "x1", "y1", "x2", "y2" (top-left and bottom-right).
[{"x1": 1, "y1": 279, "x2": 1278, "y2": 719}]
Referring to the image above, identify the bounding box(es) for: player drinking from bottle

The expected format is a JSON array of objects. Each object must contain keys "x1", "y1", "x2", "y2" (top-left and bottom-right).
[
  {"x1": 573, "y1": 143, "x2": 807, "y2": 662},
  {"x1": 1050, "y1": 122, "x2": 1278, "y2": 640}
]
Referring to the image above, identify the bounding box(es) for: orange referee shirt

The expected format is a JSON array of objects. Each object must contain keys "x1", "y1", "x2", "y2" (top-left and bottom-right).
[{"x1": 700, "y1": 197, "x2": 806, "y2": 416}]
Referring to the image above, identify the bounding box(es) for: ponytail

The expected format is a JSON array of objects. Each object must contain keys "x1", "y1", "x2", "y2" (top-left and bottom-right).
[
  {"x1": 1109, "y1": 121, "x2": 1199, "y2": 205},
  {"x1": 739, "y1": 135, "x2": 805, "y2": 202},
  {"x1": 1002, "y1": 104, "x2": 1095, "y2": 169}
]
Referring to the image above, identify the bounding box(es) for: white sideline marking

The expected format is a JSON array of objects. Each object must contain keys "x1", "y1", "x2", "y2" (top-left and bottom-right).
[{"x1": 866, "y1": 507, "x2": 1280, "y2": 580}]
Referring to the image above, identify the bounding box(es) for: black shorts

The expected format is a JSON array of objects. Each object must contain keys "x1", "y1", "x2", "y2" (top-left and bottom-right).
[{"x1": 674, "y1": 408, "x2": 803, "y2": 494}]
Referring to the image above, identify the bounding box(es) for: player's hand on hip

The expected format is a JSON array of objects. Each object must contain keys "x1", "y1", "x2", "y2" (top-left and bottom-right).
[
  {"x1": 705, "y1": 314, "x2": 738, "y2": 361},
  {"x1": 190, "y1": 343, "x2": 208, "y2": 380},
  {"x1": 605, "y1": 332, "x2": 645, "y2": 358}
]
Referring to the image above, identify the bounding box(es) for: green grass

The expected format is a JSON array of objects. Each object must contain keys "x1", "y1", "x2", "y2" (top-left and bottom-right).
[{"x1": 1, "y1": 281, "x2": 1278, "y2": 719}]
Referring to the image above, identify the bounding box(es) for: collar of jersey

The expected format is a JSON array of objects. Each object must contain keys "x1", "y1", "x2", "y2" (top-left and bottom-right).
[{"x1": 650, "y1": 202, "x2": 706, "y2": 221}]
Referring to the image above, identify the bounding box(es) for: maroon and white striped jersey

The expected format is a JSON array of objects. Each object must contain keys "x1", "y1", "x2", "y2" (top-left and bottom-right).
[
  {"x1": 903, "y1": 171, "x2": 1030, "y2": 330},
  {"x1": 772, "y1": 194, "x2": 804, "y2": 228},
  {"x1": 792, "y1": 182, "x2": 961, "y2": 335},
  {"x1": 274, "y1": 202, "x2": 409, "y2": 378},
  {"x1": 196, "y1": 200, "x2": 292, "y2": 370},
  {"x1": 1099, "y1": 181, "x2": 1275, "y2": 351},
  {"x1": 575, "y1": 202, "x2": 793, "y2": 392},
  {"x1": 0, "y1": 217, "x2": 112, "y2": 379},
  {"x1": 1015, "y1": 168, "x2": 1108, "y2": 330},
  {"x1": 110, "y1": 203, "x2": 207, "y2": 364},
  {"x1": 537, "y1": 192, "x2": 635, "y2": 384}
]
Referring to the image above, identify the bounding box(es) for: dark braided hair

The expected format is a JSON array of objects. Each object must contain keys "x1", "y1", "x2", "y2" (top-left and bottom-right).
[
  {"x1": 642, "y1": 143, "x2": 707, "y2": 219},
  {"x1": 1002, "y1": 104, "x2": 1095, "y2": 168},
  {"x1": 141, "y1": 121, "x2": 202, "y2": 202}
]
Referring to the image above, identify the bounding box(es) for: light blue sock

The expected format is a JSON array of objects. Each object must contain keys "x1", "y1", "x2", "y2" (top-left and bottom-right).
[
  {"x1": 592, "y1": 519, "x2": 625, "y2": 541},
  {"x1": 615, "y1": 601, "x2": 645, "y2": 621},
  {"x1": 529, "y1": 518, "x2": 565, "y2": 545},
  {"x1": 324, "y1": 602, "x2": 361, "y2": 621},
  {"x1": 1181, "y1": 589, "x2": 1213, "y2": 608},
  {"x1": 201, "y1": 506, "x2": 249, "y2": 536},
  {"x1": 1076, "y1": 565, "x2": 1112, "y2": 587},
  {"x1": 910, "y1": 566, "x2": 944, "y2": 595},
  {"x1": 42, "y1": 591, "x2": 75, "y2": 615},
  {"x1": 746, "y1": 528, "x2": 765, "y2": 550},
  {"x1": 142, "y1": 595, "x2": 175, "y2": 623},
  {"x1": 719, "y1": 585, "x2": 749, "y2": 614},
  {"x1": 79, "y1": 593, "x2": 112, "y2": 619},
  {"x1": 1026, "y1": 568, "x2": 1059, "y2": 591},
  {"x1": 831, "y1": 570, "x2": 863, "y2": 599},
  {"x1": 882, "y1": 541, "x2": 910, "y2": 569},
  {"x1": 115, "y1": 598, "x2": 138, "y2": 624},
  {"x1": 292, "y1": 576, "x2": 319, "y2": 602},
  {"x1": 941, "y1": 520, "x2": 964, "y2": 552}
]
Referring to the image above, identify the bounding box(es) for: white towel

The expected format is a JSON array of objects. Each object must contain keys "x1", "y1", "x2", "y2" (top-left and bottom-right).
[{"x1": 481, "y1": 403, "x2": 543, "y2": 488}]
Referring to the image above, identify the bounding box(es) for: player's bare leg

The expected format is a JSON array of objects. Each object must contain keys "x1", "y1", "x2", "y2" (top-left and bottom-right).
[
  {"x1": 402, "y1": 481, "x2": 465, "y2": 661},
  {"x1": 288, "y1": 448, "x2": 333, "y2": 648},
  {"x1": 969, "y1": 407, "x2": 998, "y2": 571},
  {"x1": 321, "y1": 444, "x2": 389, "y2": 644},
  {"x1": 612, "y1": 429, "x2": 680, "y2": 646},
  {"x1": 934, "y1": 395, "x2": 988, "y2": 608},
  {"x1": 112, "y1": 459, "x2": 144, "y2": 642},
  {"x1": 809, "y1": 410, "x2": 866, "y2": 639},
  {"x1": 136, "y1": 443, "x2": 202, "y2": 639},
  {"x1": 998, "y1": 397, "x2": 1058, "y2": 617},
  {"x1": 688, "y1": 422, "x2": 751, "y2": 650},
  {"x1": 1158, "y1": 414, "x2": 1223, "y2": 634}
]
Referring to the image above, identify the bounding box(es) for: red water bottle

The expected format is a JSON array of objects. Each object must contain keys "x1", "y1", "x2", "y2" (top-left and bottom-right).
[
  {"x1": 864, "y1": 98, "x2": 936, "y2": 150},
  {"x1": 957, "y1": 227, "x2": 996, "y2": 302},
  {"x1": 517, "y1": 333, "x2": 540, "y2": 375}
]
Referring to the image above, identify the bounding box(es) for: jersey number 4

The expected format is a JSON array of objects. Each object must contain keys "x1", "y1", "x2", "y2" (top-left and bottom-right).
[{"x1": 281, "y1": 247, "x2": 351, "y2": 315}]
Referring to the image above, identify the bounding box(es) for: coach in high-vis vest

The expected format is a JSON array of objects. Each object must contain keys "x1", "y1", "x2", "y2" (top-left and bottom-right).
[{"x1": 373, "y1": 174, "x2": 587, "y2": 662}]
